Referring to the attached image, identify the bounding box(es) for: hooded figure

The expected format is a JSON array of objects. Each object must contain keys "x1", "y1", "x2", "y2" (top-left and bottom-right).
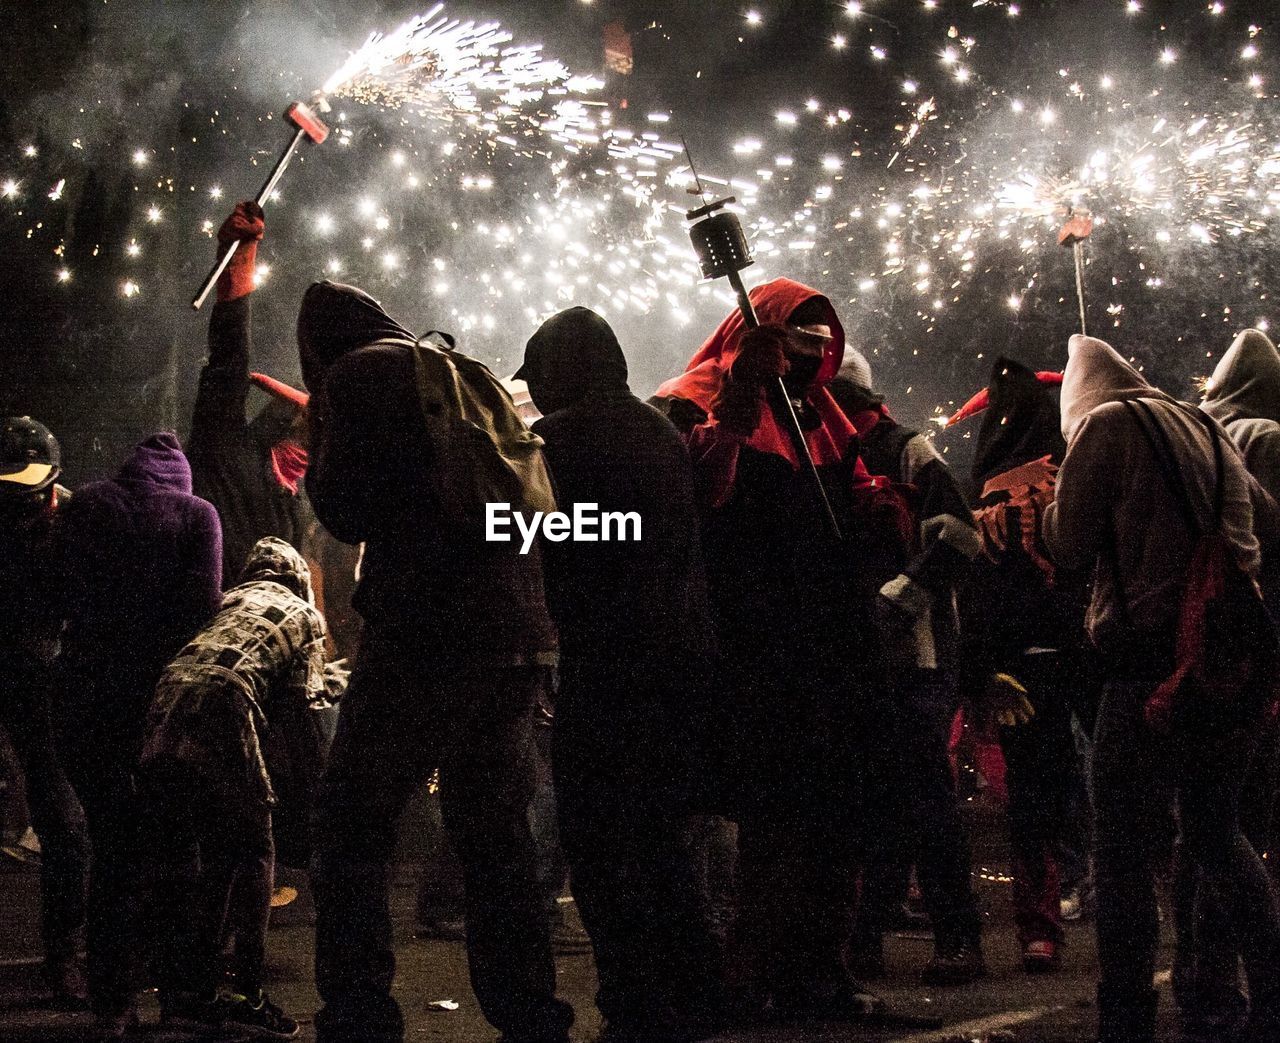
[
  {"x1": 297, "y1": 280, "x2": 418, "y2": 392},
  {"x1": 654, "y1": 277, "x2": 861, "y2": 507},
  {"x1": 651, "y1": 279, "x2": 910, "y2": 1022},
  {"x1": 302, "y1": 284, "x2": 572, "y2": 1043},
  {"x1": 58, "y1": 432, "x2": 223, "y2": 740},
  {"x1": 1045, "y1": 334, "x2": 1262, "y2": 642},
  {"x1": 0, "y1": 417, "x2": 89, "y2": 1006},
  {"x1": 959, "y1": 358, "x2": 1076, "y2": 655},
  {"x1": 827, "y1": 351, "x2": 987, "y2": 985},
  {"x1": 1043, "y1": 334, "x2": 1280, "y2": 1043},
  {"x1": 140, "y1": 538, "x2": 328, "y2": 1033},
  {"x1": 517, "y1": 307, "x2": 721, "y2": 1040},
  {"x1": 141, "y1": 536, "x2": 328, "y2": 812},
  {"x1": 144, "y1": 532, "x2": 335, "y2": 912},
  {"x1": 1202, "y1": 329, "x2": 1280, "y2": 499},
  {"x1": 188, "y1": 203, "x2": 313, "y2": 586},
  {"x1": 1190, "y1": 329, "x2": 1280, "y2": 1032},
  {"x1": 53, "y1": 432, "x2": 223, "y2": 1028},
  {"x1": 951, "y1": 357, "x2": 1087, "y2": 972}
]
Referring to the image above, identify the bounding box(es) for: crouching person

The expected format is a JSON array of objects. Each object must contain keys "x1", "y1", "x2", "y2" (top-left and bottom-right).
[{"x1": 140, "y1": 537, "x2": 332, "y2": 1040}]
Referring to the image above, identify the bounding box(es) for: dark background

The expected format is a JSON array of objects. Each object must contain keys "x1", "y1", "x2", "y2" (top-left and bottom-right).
[{"x1": 1, "y1": 0, "x2": 1276, "y2": 485}]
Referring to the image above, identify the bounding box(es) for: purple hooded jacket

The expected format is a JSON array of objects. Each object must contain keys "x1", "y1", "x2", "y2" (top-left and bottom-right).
[{"x1": 58, "y1": 433, "x2": 223, "y2": 752}]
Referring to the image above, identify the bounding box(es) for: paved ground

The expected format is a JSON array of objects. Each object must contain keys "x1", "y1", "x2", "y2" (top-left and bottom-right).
[{"x1": 0, "y1": 801, "x2": 1187, "y2": 1042}]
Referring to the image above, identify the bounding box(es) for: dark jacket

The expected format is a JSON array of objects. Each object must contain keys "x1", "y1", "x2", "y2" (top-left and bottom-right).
[
  {"x1": 521, "y1": 307, "x2": 713, "y2": 670},
  {"x1": 57, "y1": 433, "x2": 223, "y2": 754},
  {"x1": 0, "y1": 485, "x2": 68, "y2": 658},
  {"x1": 829, "y1": 376, "x2": 980, "y2": 674},
  {"x1": 522, "y1": 308, "x2": 714, "y2": 802},
  {"x1": 651, "y1": 281, "x2": 901, "y2": 682},
  {"x1": 188, "y1": 295, "x2": 306, "y2": 584},
  {"x1": 651, "y1": 283, "x2": 908, "y2": 817},
  {"x1": 302, "y1": 283, "x2": 557, "y2": 664},
  {"x1": 958, "y1": 358, "x2": 1086, "y2": 689}
]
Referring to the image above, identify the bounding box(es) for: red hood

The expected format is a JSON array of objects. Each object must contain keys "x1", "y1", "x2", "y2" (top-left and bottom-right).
[
  {"x1": 655, "y1": 278, "x2": 855, "y2": 468},
  {"x1": 669, "y1": 277, "x2": 845, "y2": 388}
]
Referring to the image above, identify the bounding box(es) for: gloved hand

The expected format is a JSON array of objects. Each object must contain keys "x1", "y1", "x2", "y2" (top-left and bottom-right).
[
  {"x1": 730, "y1": 324, "x2": 791, "y2": 386},
  {"x1": 985, "y1": 672, "x2": 1036, "y2": 728},
  {"x1": 711, "y1": 325, "x2": 791, "y2": 436},
  {"x1": 216, "y1": 200, "x2": 265, "y2": 303}
]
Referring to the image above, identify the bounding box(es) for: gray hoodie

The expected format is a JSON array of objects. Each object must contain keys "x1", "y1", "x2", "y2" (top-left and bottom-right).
[
  {"x1": 1044, "y1": 335, "x2": 1267, "y2": 645},
  {"x1": 1201, "y1": 329, "x2": 1280, "y2": 501}
]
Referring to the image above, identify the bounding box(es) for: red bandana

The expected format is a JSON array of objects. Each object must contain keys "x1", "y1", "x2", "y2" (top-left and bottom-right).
[{"x1": 270, "y1": 439, "x2": 309, "y2": 495}]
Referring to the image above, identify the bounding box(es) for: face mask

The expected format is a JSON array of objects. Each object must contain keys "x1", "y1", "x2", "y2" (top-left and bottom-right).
[{"x1": 781, "y1": 326, "x2": 830, "y2": 396}]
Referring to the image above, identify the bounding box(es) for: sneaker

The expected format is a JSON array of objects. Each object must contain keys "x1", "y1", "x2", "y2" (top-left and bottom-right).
[
  {"x1": 1021, "y1": 939, "x2": 1060, "y2": 973},
  {"x1": 920, "y1": 940, "x2": 986, "y2": 985},
  {"x1": 217, "y1": 989, "x2": 300, "y2": 1039}
]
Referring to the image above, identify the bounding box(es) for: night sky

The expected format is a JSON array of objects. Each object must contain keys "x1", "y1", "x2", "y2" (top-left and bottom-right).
[{"x1": 1, "y1": 0, "x2": 1276, "y2": 485}]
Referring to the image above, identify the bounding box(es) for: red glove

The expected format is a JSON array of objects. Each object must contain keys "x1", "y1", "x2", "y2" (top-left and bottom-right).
[
  {"x1": 216, "y1": 200, "x2": 265, "y2": 303},
  {"x1": 729, "y1": 324, "x2": 791, "y2": 386}
]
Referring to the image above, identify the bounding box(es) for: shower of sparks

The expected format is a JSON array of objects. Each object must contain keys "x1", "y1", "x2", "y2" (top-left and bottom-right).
[
  {"x1": 1, "y1": 0, "x2": 1277, "y2": 426},
  {"x1": 321, "y1": 5, "x2": 604, "y2": 137}
]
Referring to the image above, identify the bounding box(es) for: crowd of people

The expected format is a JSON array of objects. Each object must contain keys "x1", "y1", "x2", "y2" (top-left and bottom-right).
[{"x1": 3, "y1": 198, "x2": 1280, "y2": 1043}]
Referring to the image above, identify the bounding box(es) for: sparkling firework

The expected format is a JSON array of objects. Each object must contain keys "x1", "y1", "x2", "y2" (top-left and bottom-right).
[{"x1": 3, "y1": 0, "x2": 1279, "y2": 432}]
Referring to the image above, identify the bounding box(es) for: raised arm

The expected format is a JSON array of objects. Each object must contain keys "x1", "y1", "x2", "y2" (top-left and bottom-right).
[{"x1": 189, "y1": 202, "x2": 264, "y2": 451}]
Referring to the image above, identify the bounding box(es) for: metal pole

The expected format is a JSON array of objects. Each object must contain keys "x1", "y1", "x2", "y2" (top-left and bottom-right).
[
  {"x1": 191, "y1": 126, "x2": 308, "y2": 310},
  {"x1": 1073, "y1": 240, "x2": 1087, "y2": 336},
  {"x1": 726, "y1": 268, "x2": 842, "y2": 540}
]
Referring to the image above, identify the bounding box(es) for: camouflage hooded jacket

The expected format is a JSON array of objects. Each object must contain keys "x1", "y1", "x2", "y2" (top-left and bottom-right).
[{"x1": 140, "y1": 536, "x2": 329, "y2": 806}]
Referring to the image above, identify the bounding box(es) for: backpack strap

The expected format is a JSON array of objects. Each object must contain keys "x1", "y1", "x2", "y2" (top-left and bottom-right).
[
  {"x1": 1191, "y1": 408, "x2": 1228, "y2": 529},
  {"x1": 1125, "y1": 399, "x2": 1222, "y2": 538}
]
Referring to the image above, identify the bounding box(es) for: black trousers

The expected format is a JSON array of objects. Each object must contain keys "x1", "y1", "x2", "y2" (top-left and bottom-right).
[
  {"x1": 149, "y1": 787, "x2": 275, "y2": 997},
  {"x1": 998, "y1": 653, "x2": 1080, "y2": 946},
  {"x1": 59, "y1": 668, "x2": 153, "y2": 1020},
  {"x1": 856, "y1": 669, "x2": 981, "y2": 950},
  {"x1": 64, "y1": 756, "x2": 145, "y2": 1018},
  {"x1": 553, "y1": 660, "x2": 722, "y2": 1033},
  {"x1": 1174, "y1": 714, "x2": 1280, "y2": 1027},
  {"x1": 720, "y1": 666, "x2": 869, "y2": 1004},
  {"x1": 1093, "y1": 677, "x2": 1280, "y2": 1042},
  {"x1": 0, "y1": 654, "x2": 89, "y2": 968},
  {"x1": 312, "y1": 631, "x2": 573, "y2": 1043}
]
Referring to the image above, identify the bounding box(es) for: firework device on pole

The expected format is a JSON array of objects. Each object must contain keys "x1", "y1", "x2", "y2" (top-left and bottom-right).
[
  {"x1": 191, "y1": 100, "x2": 331, "y2": 310},
  {"x1": 685, "y1": 193, "x2": 842, "y2": 540},
  {"x1": 1058, "y1": 208, "x2": 1093, "y2": 336}
]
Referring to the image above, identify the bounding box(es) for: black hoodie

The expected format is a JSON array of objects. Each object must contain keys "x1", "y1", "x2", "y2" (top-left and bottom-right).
[
  {"x1": 520, "y1": 307, "x2": 712, "y2": 669},
  {"x1": 303, "y1": 285, "x2": 556, "y2": 664}
]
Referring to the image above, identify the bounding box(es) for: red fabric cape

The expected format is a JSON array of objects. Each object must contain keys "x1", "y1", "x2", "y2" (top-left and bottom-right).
[{"x1": 654, "y1": 278, "x2": 857, "y2": 469}]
